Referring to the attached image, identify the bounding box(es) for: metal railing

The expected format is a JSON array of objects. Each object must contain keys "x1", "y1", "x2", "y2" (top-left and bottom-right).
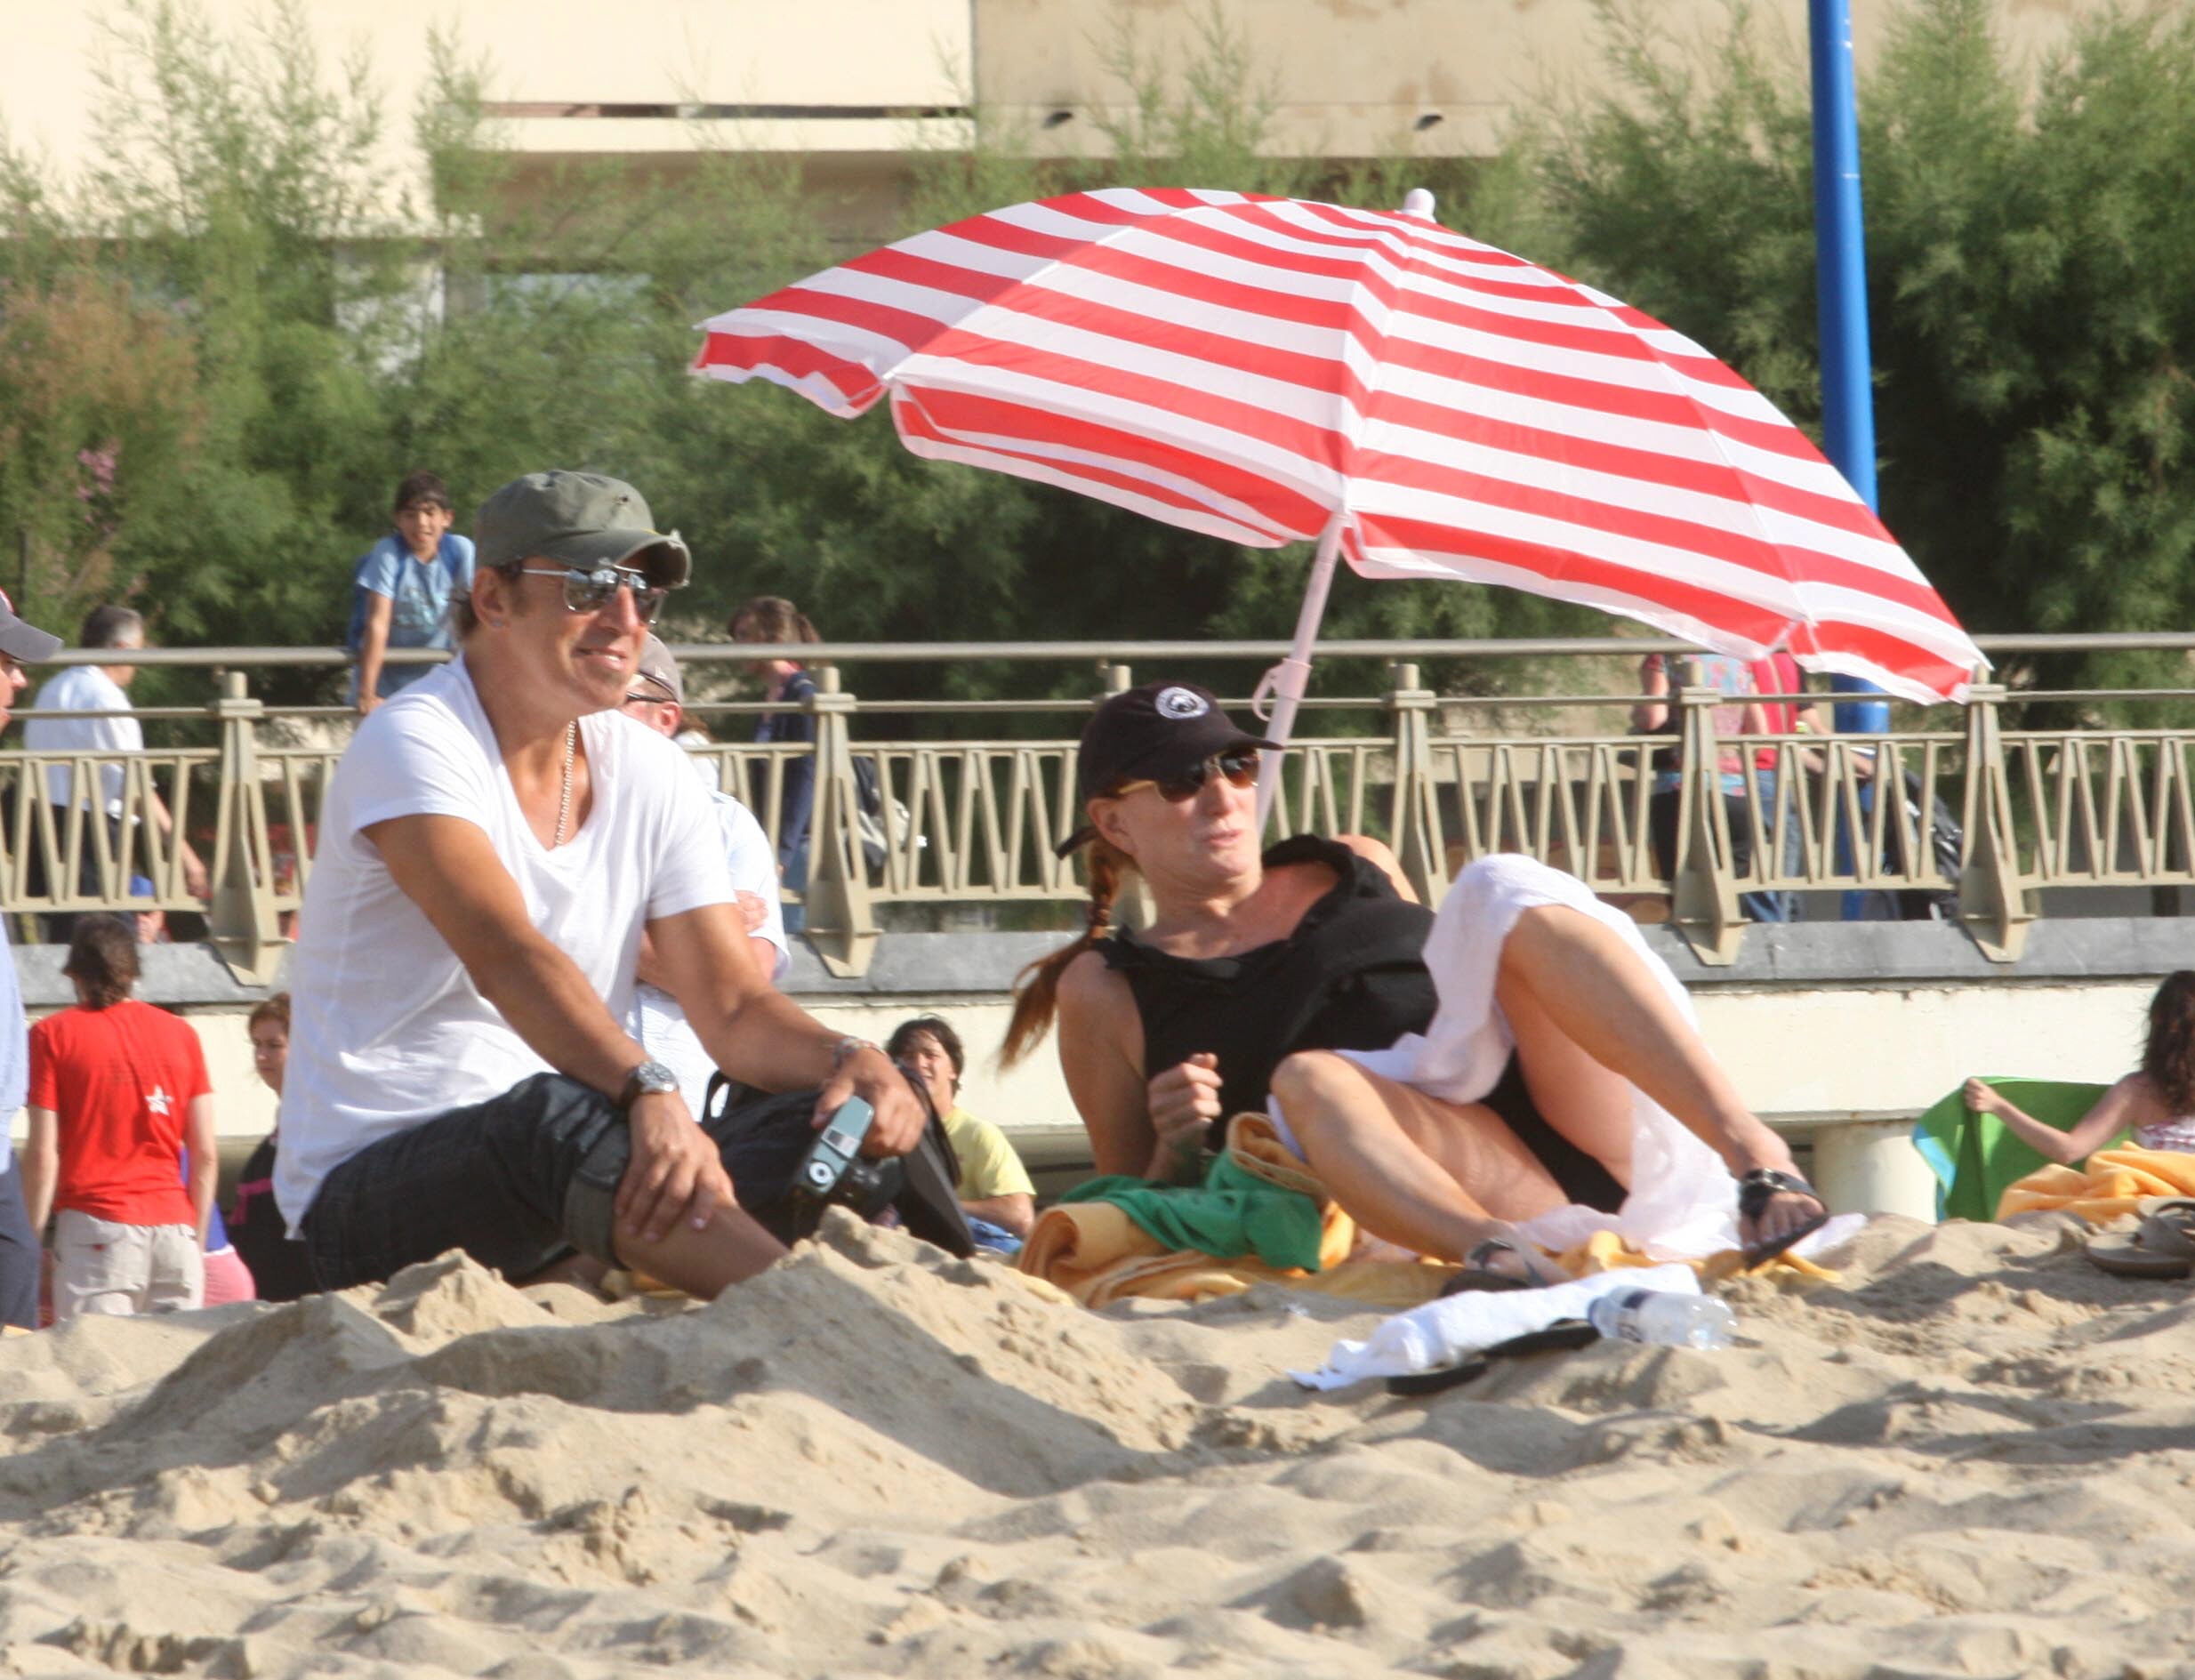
[{"x1": 4, "y1": 638, "x2": 2188, "y2": 977}]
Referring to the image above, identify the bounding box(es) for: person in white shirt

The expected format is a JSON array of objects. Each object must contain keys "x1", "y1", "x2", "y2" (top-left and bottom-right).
[
  {"x1": 24, "y1": 606, "x2": 210, "y2": 921},
  {"x1": 276, "y1": 470, "x2": 925, "y2": 1300},
  {"x1": 621, "y1": 633, "x2": 789, "y2": 1118}
]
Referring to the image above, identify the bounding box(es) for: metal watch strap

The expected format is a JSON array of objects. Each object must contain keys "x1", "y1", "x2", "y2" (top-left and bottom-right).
[{"x1": 617, "y1": 1058, "x2": 679, "y2": 1112}]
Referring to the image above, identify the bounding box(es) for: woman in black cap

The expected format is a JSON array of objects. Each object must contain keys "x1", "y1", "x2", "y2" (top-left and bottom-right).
[{"x1": 1005, "y1": 680, "x2": 1826, "y2": 1284}]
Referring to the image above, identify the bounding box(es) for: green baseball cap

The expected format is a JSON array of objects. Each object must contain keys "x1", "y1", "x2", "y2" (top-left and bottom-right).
[{"x1": 474, "y1": 470, "x2": 692, "y2": 589}]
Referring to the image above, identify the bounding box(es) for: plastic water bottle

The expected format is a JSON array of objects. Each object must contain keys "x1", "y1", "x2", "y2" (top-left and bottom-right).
[{"x1": 1587, "y1": 1288, "x2": 1735, "y2": 1350}]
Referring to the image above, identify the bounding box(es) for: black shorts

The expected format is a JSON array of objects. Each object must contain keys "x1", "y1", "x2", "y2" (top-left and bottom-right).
[{"x1": 299, "y1": 1073, "x2": 634, "y2": 1290}]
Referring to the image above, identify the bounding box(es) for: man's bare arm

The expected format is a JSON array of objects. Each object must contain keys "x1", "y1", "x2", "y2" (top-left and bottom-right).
[
  {"x1": 962, "y1": 1192, "x2": 1035, "y2": 1237},
  {"x1": 366, "y1": 813, "x2": 659, "y2": 1095},
  {"x1": 184, "y1": 1094, "x2": 217, "y2": 1247},
  {"x1": 366, "y1": 812, "x2": 738, "y2": 1243},
  {"x1": 19, "y1": 1108, "x2": 57, "y2": 1234},
  {"x1": 649, "y1": 904, "x2": 928, "y2": 1156},
  {"x1": 355, "y1": 593, "x2": 394, "y2": 714}
]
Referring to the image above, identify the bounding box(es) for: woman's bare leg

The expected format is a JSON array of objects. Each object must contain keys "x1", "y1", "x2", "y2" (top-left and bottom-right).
[
  {"x1": 1270, "y1": 1049, "x2": 1567, "y2": 1267},
  {"x1": 1500, "y1": 971, "x2": 1637, "y2": 1189},
  {"x1": 1497, "y1": 904, "x2": 1819, "y2": 1250}
]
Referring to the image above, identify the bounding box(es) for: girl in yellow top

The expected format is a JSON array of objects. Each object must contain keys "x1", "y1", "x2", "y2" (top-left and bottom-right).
[{"x1": 887, "y1": 1015, "x2": 1035, "y2": 1242}]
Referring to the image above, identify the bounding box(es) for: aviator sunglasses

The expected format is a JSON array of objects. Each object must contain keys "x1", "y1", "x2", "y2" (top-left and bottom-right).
[
  {"x1": 1110, "y1": 748, "x2": 1261, "y2": 803},
  {"x1": 516, "y1": 563, "x2": 671, "y2": 624}
]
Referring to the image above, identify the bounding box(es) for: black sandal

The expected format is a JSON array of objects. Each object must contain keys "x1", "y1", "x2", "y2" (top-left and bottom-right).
[
  {"x1": 1387, "y1": 1319, "x2": 1599, "y2": 1396},
  {"x1": 1736, "y1": 1168, "x2": 1830, "y2": 1267},
  {"x1": 1439, "y1": 1236, "x2": 1556, "y2": 1295}
]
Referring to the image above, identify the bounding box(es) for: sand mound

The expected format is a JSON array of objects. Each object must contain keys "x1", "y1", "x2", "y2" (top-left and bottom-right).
[{"x1": 9, "y1": 1211, "x2": 2195, "y2": 1676}]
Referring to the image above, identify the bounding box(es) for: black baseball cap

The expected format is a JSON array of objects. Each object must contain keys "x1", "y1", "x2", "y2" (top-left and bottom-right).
[
  {"x1": 474, "y1": 470, "x2": 692, "y2": 589},
  {"x1": 1055, "y1": 680, "x2": 1277, "y2": 856},
  {"x1": 0, "y1": 591, "x2": 60, "y2": 663}
]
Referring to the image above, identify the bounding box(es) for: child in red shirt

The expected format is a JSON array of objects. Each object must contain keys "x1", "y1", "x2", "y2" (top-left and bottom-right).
[{"x1": 18, "y1": 915, "x2": 215, "y2": 1319}]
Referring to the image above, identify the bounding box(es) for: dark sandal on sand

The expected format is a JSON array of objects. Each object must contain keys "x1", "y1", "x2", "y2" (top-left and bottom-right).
[
  {"x1": 1387, "y1": 1320, "x2": 1600, "y2": 1397},
  {"x1": 1439, "y1": 1237, "x2": 1557, "y2": 1296},
  {"x1": 1736, "y1": 1168, "x2": 1831, "y2": 1267}
]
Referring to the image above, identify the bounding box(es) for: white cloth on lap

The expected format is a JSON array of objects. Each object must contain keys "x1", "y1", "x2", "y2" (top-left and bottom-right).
[{"x1": 1315, "y1": 854, "x2": 1798, "y2": 1260}]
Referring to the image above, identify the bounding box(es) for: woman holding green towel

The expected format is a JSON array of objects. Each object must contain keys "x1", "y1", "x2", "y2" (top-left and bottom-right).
[{"x1": 1965, "y1": 971, "x2": 2195, "y2": 1162}]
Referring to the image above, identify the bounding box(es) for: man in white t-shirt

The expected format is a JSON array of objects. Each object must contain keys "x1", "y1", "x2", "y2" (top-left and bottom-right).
[
  {"x1": 24, "y1": 606, "x2": 210, "y2": 920},
  {"x1": 621, "y1": 636, "x2": 788, "y2": 1119},
  {"x1": 276, "y1": 470, "x2": 925, "y2": 1299}
]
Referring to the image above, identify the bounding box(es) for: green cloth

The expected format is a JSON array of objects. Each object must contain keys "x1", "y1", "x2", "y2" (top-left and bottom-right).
[
  {"x1": 1910, "y1": 1078, "x2": 2117, "y2": 1221},
  {"x1": 1058, "y1": 1151, "x2": 1327, "y2": 1272}
]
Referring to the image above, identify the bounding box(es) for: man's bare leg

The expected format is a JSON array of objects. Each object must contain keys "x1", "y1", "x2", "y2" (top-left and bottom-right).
[
  {"x1": 1497, "y1": 904, "x2": 1820, "y2": 1251},
  {"x1": 611, "y1": 1204, "x2": 788, "y2": 1299},
  {"x1": 1271, "y1": 1049, "x2": 1567, "y2": 1267}
]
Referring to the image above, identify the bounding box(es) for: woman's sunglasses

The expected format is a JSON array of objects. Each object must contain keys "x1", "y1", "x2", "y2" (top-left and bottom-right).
[
  {"x1": 516, "y1": 563, "x2": 670, "y2": 624},
  {"x1": 1111, "y1": 748, "x2": 1261, "y2": 803}
]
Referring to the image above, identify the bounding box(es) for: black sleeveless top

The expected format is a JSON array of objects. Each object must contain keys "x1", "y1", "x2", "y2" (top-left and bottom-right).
[
  {"x1": 1095, "y1": 835, "x2": 1439, "y2": 1133},
  {"x1": 1094, "y1": 834, "x2": 1625, "y2": 1211}
]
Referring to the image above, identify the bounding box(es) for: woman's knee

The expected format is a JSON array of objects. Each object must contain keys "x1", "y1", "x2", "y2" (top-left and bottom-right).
[{"x1": 1269, "y1": 1049, "x2": 1361, "y2": 1125}]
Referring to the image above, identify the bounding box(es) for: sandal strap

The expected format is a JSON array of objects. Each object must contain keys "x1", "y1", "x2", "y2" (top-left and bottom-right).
[{"x1": 1736, "y1": 1167, "x2": 1821, "y2": 1218}]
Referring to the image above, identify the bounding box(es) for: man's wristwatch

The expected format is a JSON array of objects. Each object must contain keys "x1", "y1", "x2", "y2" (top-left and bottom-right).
[{"x1": 617, "y1": 1059, "x2": 680, "y2": 1112}]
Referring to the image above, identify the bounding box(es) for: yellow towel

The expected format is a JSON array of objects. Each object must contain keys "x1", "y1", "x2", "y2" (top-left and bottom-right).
[
  {"x1": 1551, "y1": 1227, "x2": 1839, "y2": 1284},
  {"x1": 1996, "y1": 1145, "x2": 2195, "y2": 1225},
  {"x1": 1017, "y1": 1114, "x2": 1837, "y2": 1306}
]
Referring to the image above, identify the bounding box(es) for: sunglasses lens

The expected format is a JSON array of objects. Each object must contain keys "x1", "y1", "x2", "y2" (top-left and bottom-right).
[
  {"x1": 1150, "y1": 752, "x2": 1260, "y2": 802},
  {"x1": 1218, "y1": 750, "x2": 1260, "y2": 788},
  {"x1": 562, "y1": 567, "x2": 664, "y2": 621},
  {"x1": 1153, "y1": 764, "x2": 1207, "y2": 802}
]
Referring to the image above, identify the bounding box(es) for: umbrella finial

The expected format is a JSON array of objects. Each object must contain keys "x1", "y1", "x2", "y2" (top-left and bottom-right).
[{"x1": 1401, "y1": 189, "x2": 1436, "y2": 220}]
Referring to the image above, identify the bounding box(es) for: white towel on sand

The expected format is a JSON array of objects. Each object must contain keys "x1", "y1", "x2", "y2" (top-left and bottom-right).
[{"x1": 1291, "y1": 1262, "x2": 1705, "y2": 1390}]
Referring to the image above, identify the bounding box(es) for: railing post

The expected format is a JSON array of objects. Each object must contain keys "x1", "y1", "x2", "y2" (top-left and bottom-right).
[
  {"x1": 1671, "y1": 680, "x2": 1744, "y2": 964},
  {"x1": 205, "y1": 670, "x2": 282, "y2": 984},
  {"x1": 800, "y1": 663, "x2": 879, "y2": 978},
  {"x1": 1958, "y1": 678, "x2": 2034, "y2": 961},
  {"x1": 1386, "y1": 661, "x2": 1448, "y2": 904}
]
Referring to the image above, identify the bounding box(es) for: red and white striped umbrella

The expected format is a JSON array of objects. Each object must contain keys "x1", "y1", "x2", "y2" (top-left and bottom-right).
[{"x1": 695, "y1": 186, "x2": 1982, "y2": 755}]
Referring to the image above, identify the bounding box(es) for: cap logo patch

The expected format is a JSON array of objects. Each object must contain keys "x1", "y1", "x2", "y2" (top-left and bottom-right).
[{"x1": 1155, "y1": 686, "x2": 1209, "y2": 720}]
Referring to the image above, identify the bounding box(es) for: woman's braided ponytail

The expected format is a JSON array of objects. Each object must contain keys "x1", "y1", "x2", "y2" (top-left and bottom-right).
[{"x1": 1002, "y1": 839, "x2": 1130, "y2": 1065}]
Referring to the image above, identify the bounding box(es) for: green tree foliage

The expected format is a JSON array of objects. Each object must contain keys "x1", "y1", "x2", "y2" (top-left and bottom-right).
[
  {"x1": 9, "y1": 0, "x2": 2195, "y2": 719},
  {"x1": 1524, "y1": 0, "x2": 2195, "y2": 702},
  {"x1": 0, "y1": 0, "x2": 1528, "y2": 718}
]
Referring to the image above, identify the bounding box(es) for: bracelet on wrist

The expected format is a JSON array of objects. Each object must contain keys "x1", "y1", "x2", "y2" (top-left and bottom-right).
[{"x1": 831, "y1": 1034, "x2": 880, "y2": 1074}]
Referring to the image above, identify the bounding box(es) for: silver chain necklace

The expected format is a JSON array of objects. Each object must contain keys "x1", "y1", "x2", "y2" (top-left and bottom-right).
[{"x1": 552, "y1": 721, "x2": 575, "y2": 847}]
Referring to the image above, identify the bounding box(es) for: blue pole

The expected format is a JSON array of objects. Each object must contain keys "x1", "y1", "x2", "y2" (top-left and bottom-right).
[{"x1": 1809, "y1": 0, "x2": 1889, "y2": 919}]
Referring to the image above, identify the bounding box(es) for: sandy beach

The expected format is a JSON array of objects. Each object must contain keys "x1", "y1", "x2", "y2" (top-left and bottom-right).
[{"x1": 3, "y1": 1210, "x2": 2191, "y2": 1678}]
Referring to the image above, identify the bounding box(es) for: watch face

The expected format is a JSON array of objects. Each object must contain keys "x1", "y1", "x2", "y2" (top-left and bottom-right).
[{"x1": 636, "y1": 1059, "x2": 679, "y2": 1094}]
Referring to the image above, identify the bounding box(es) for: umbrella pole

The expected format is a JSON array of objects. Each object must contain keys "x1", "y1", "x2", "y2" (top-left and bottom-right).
[{"x1": 1255, "y1": 512, "x2": 1347, "y2": 829}]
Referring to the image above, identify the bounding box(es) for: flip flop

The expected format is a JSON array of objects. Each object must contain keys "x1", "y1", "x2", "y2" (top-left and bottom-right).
[
  {"x1": 1736, "y1": 1168, "x2": 1832, "y2": 1268},
  {"x1": 1387, "y1": 1319, "x2": 1600, "y2": 1396},
  {"x1": 2086, "y1": 1209, "x2": 2195, "y2": 1279}
]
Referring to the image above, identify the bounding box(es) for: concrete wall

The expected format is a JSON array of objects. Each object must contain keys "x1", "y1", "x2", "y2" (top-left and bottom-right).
[
  {"x1": 4, "y1": 0, "x2": 972, "y2": 215},
  {"x1": 981, "y1": 0, "x2": 2078, "y2": 160},
  {"x1": 9, "y1": 0, "x2": 2083, "y2": 197}
]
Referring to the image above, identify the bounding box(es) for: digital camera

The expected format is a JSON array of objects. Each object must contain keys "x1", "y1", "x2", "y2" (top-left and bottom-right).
[{"x1": 791, "y1": 1096, "x2": 894, "y2": 1214}]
